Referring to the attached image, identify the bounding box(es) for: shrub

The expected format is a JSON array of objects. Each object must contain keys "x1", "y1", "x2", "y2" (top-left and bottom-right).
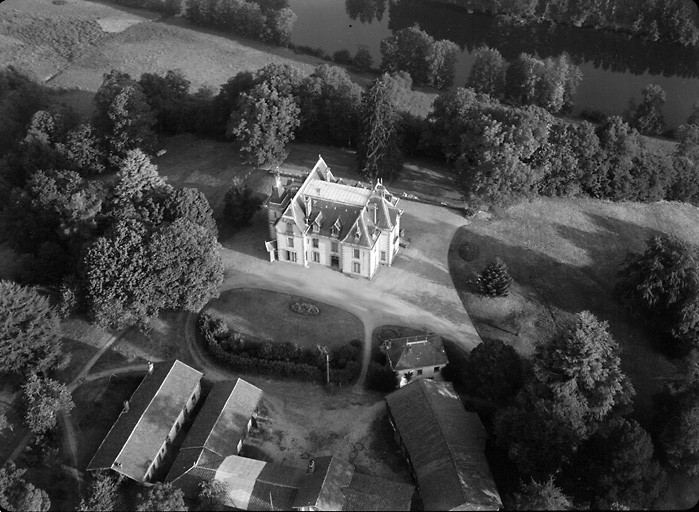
[
  {"x1": 366, "y1": 361, "x2": 398, "y2": 392},
  {"x1": 332, "y1": 49, "x2": 353, "y2": 65},
  {"x1": 478, "y1": 257, "x2": 513, "y2": 297},
  {"x1": 289, "y1": 301, "x2": 320, "y2": 316}
]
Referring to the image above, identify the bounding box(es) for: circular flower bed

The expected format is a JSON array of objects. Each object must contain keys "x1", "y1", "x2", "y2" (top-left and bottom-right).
[{"x1": 289, "y1": 301, "x2": 320, "y2": 316}]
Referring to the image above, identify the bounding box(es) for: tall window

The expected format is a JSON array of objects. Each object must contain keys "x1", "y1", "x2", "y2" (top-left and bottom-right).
[
  {"x1": 331, "y1": 242, "x2": 338, "y2": 253},
  {"x1": 290, "y1": 252, "x2": 297, "y2": 262},
  {"x1": 353, "y1": 249, "x2": 360, "y2": 259},
  {"x1": 380, "y1": 251, "x2": 386, "y2": 261},
  {"x1": 287, "y1": 237, "x2": 294, "y2": 248},
  {"x1": 312, "y1": 238, "x2": 319, "y2": 248},
  {"x1": 286, "y1": 222, "x2": 294, "y2": 235},
  {"x1": 352, "y1": 262, "x2": 361, "y2": 273},
  {"x1": 313, "y1": 252, "x2": 320, "y2": 263},
  {"x1": 285, "y1": 250, "x2": 291, "y2": 260}
]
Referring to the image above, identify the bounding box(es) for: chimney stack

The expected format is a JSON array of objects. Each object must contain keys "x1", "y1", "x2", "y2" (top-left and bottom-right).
[
  {"x1": 123, "y1": 400, "x2": 130, "y2": 413},
  {"x1": 274, "y1": 171, "x2": 282, "y2": 195},
  {"x1": 307, "y1": 459, "x2": 315, "y2": 474},
  {"x1": 148, "y1": 361, "x2": 154, "y2": 374}
]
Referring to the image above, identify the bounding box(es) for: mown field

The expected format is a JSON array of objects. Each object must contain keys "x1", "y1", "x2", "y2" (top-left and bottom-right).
[{"x1": 448, "y1": 196, "x2": 699, "y2": 509}]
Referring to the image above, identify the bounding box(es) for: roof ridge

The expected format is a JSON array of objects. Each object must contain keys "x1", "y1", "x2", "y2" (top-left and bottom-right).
[
  {"x1": 419, "y1": 381, "x2": 469, "y2": 504},
  {"x1": 199, "y1": 380, "x2": 237, "y2": 456},
  {"x1": 110, "y1": 360, "x2": 179, "y2": 474}
]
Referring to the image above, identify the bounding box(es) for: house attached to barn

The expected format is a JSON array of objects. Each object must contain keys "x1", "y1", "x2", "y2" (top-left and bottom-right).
[
  {"x1": 382, "y1": 334, "x2": 449, "y2": 387},
  {"x1": 384, "y1": 379, "x2": 502, "y2": 511},
  {"x1": 87, "y1": 360, "x2": 202, "y2": 483},
  {"x1": 265, "y1": 156, "x2": 403, "y2": 279}
]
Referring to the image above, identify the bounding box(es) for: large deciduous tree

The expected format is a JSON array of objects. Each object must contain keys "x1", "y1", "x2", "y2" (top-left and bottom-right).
[
  {"x1": 561, "y1": 417, "x2": 666, "y2": 509},
  {"x1": 297, "y1": 64, "x2": 362, "y2": 147},
  {"x1": 22, "y1": 374, "x2": 74, "y2": 434},
  {"x1": 495, "y1": 311, "x2": 634, "y2": 476},
  {"x1": 463, "y1": 339, "x2": 523, "y2": 401},
  {"x1": 511, "y1": 476, "x2": 574, "y2": 511},
  {"x1": 653, "y1": 381, "x2": 699, "y2": 475},
  {"x1": 467, "y1": 46, "x2": 506, "y2": 97},
  {"x1": 629, "y1": 83, "x2": 666, "y2": 136},
  {"x1": 0, "y1": 281, "x2": 62, "y2": 376},
  {"x1": 356, "y1": 74, "x2": 403, "y2": 180},
  {"x1": 77, "y1": 471, "x2": 121, "y2": 512},
  {"x1": 0, "y1": 462, "x2": 51, "y2": 512},
  {"x1": 137, "y1": 482, "x2": 187, "y2": 512},
  {"x1": 92, "y1": 70, "x2": 156, "y2": 167}
]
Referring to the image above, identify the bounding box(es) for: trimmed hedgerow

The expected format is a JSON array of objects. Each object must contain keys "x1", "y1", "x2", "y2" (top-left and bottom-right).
[{"x1": 199, "y1": 313, "x2": 361, "y2": 385}]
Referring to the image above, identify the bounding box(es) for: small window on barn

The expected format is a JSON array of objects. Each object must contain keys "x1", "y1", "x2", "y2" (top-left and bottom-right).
[
  {"x1": 417, "y1": 369, "x2": 423, "y2": 376},
  {"x1": 434, "y1": 366, "x2": 440, "y2": 373}
]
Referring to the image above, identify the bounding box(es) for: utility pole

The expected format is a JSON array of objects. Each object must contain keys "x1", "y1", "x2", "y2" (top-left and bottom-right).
[{"x1": 317, "y1": 345, "x2": 330, "y2": 384}]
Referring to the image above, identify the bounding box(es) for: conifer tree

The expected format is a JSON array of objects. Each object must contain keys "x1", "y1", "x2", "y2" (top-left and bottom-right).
[{"x1": 478, "y1": 257, "x2": 512, "y2": 297}]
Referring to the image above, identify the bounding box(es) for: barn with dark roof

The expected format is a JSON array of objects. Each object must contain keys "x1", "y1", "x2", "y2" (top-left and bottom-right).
[{"x1": 385, "y1": 379, "x2": 502, "y2": 511}]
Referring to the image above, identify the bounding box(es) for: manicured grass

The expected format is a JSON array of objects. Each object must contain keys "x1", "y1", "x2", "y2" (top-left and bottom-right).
[
  {"x1": 70, "y1": 374, "x2": 143, "y2": 470},
  {"x1": 53, "y1": 337, "x2": 100, "y2": 383},
  {"x1": 110, "y1": 310, "x2": 192, "y2": 363},
  {"x1": 447, "y1": 195, "x2": 699, "y2": 507},
  {"x1": 203, "y1": 288, "x2": 364, "y2": 349}
]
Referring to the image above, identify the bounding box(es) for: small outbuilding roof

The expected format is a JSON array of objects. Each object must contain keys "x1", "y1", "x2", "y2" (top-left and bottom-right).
[
  {"x1": 87, "y1": 360, "x2": 202, "y2": 482},
  {"x1": 179, "y1": 379, "x2": 262, "y2": 458},
  {"x1": 384, "y1": 334, "x2": 449, "y2": 371},
  {"x1": 385, "y1": 380, "x2": 502, "y2": 511}
]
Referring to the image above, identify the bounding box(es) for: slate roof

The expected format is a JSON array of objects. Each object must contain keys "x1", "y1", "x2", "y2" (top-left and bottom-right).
[
  {"x1": 342, "y1": 472, "x2": 414, "y2": 511},
  {"x1": 385, "y1": 380, "x2": 502, "y2": 511},
  {"x1": 179, "y1": 379, "x2": 262, "y2": 458},
  {"x1": 272, "y1": 156, "x2": 402, "y2": 246},
  {"x1": 87, "y1": 360, "x2": 202, "y2": 482},
  {"x1": 385, "y1": 334, "x2": 449, "y2": 371},
  {"x1": 292, "y1": 455, "x2": 354, "y2": 510}
]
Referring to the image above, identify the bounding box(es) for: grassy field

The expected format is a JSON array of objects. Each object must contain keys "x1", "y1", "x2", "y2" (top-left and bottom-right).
[
  {"x1": 203, "y1": 288, "x2": 364, "y2": 349},
  {"x1": 448, "y1": 196, "x2": 699, "y2": 508},
  {"x1": 70, "y1": 374, "x2": 143, "y2": 470}
]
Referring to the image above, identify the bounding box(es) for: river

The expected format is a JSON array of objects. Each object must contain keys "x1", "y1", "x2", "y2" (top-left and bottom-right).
[{"x1": 287, "y1": 0, "x2": 699, "y2": 128}]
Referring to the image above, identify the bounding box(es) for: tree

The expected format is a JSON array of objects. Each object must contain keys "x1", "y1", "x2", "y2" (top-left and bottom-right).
[
  {"x1": 353, "y1": 45, "x2": 373, "y2": 71},
  {"x1": 653, "y1": 381, "x2": 699, "y2": 475},
  {"x1": 511, "y1": 477, "x2": 573, "y2": 511},
  {"x1": 162, "y1": 187, "x2": 218, "y2": 238},
  {"x1": 61, "y1": 123, "x2": 106, "y2": 175},
  {"x1": 594, "y1": 116, "x2": 645, "y2": 201},
  {"x1": 478, "y1": 257, "x2": 513, "y2": 297},
  {"x1": 92, "y1": 70, "x2": 156, "y2": 167},
  {"x1": 0, "y1": 462, "x2": 50, "y2": 512},
  {"x1": 230, "y1": 82, "x2": 300, "y2": 165},
  {"x1": 197, "y1": 480, "x2": 227, "y2": 509},
  {"x1": 297, "y1": 64, "x2": 363, "y2": 146},
  {"x1": 616, "y1": 235, "x2": 699, "y2": 353},
  {"x1": 380, "y1": 25, "x2": 432, "y2": 85},
  {"x1": 630, "y1": 84, "x2": 666, "y2": 136},
  {"x1": 222, "y1": 180, "x2": 262, "y2": 228},
  {"x1": 0, "y1": 413, "x2": 10, "y2": 432},
  {"x1": 77, "y1": 471, "x2": 121, "y2": 512},
  {"x1": 356, "y1": 74, "x2": 403, "y2": 180},
  {"x1": 464, "y1": 339, "x2": 523, "y2": 400},
  {"x1": 427, "y1": 39, "x2": 460, "y2": 89},
  {"x1": 137, "y1": 482, "x2": 187, "y2": 512},
  {"x1": 138, "y1": 69, "x2": 192, "y2": 134},
  {"x1": 0, "y1": 281, "x2": 62, "y2": 375},
  {"x1": 467, "y1": 46, "x2": 506, "y2": 97},
  {"x1": 267, "y1": 7, "x2": 297, "y2": 46},
  {"x1": 495, "y1": 312, "x2": 634, "y2": 476},
  {"x1": 211, "y1": 72, "x2": 255, "y2": 138},
  {"x1": 22, "y1": 374, "x2": 74, "y2": 434},
  {"x1": 561, "y1": 417, "x2": 666, "y2": 509}
]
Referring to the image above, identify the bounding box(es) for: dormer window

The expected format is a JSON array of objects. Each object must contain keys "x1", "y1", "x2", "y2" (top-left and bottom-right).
[
  {"x1": 354, "y1": 227, "x2": 361, "y2": 240},
  {"x1": 331, "y1": 218, "x2": 341, "y2": 238},
  {"x1": 313, "y1": 223, "x2": 320, "y2": 233}
]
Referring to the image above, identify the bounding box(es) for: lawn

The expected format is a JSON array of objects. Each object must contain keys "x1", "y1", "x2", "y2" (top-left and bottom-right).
[
  {"x1": 70, "y1": 374, "x2": 143, "y2": 470},
  {"x1": 203, "y1": 288, "x2": 364, "y2": 349},
  {"x1": 448, "y1": 195, "x2": 699, "y2": 509},
  {"x1": 110, "y1": 310, "x2": 192, "y2": 363}
]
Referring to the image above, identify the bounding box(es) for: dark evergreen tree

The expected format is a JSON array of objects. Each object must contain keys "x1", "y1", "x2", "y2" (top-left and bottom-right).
[
  {"x1": 653, "y1": 381, "x2": 699, "y2": 475},
  {"x1": 223, "y1": 180, "x2": 262, "y2": 227},
  {"x1": 353, "y1": 45, "x2": 373, "y2": 71},
  {"x1": 463, "y1": 339, "x2": 523, "y2": 400},
  {"x1": 478, "y1": 257, "x2": 512, "y2": 297},
  {"x1": 356, "y1": 74, "x2": 403, "y2": 180},
  {"x1": 630, "y1": 84, "x2": 666, "y2": 136}
]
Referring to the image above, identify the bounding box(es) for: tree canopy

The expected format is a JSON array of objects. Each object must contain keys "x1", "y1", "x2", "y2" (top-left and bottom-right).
[
  {"x1": 0, "y1": 462, "x2": 50, "y2": 512},
  {"x1": 463, "y1": 339, "x2": 523, "y2": 401},
  {"x1": 467, "y1": 46, "x2": 506, "y2": 97},
  {"x1": 137, "y1": 482, "x2": 187, "y2": 512},
  {"x1": 653, "y1": 381, "x2": 699, "y2": 475},
  {"x1": 22, "y1": 374, "x2": 74, "y2": 434},
  {"x1": 511, "y1": 476, "x2": 573, "y2": 511},
  {"x1": 0, "y1": 281, "x2": 62, "y2": 376},
  {"x1": 77, "y1": 471, "x2": 121, "y2": 512}
]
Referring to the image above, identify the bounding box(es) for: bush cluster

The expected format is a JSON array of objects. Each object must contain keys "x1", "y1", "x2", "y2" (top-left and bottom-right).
[
  {"x1": 184, "y1": 0, "x2": 296, "y2": 46},
  {"x1": 199, "y1": 313, "x2": 361, "y2": 385},
  {"x1": 289, "y1": 301, "x2": 320, "y2": 316}
]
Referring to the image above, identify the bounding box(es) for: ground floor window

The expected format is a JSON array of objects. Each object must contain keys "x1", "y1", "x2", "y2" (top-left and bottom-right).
[
  {"x1": 290, "y1": 252, "x2": 298, "y2": 262},
  {"x1": 434, "y1": 366, "x2": 441, "y2": 373},
  {"x1": 352, "y1": 262, "x2": 361, "y2": 273},
  {"x1": 381, "y1": 251, "x2": 386, "y2": 261},
  {"x1": 313, "y1": 252, "x2": 320, "y2": 263},
  {"x1": 417, "y1": 369, "x2": 423, "y2": 376}
]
